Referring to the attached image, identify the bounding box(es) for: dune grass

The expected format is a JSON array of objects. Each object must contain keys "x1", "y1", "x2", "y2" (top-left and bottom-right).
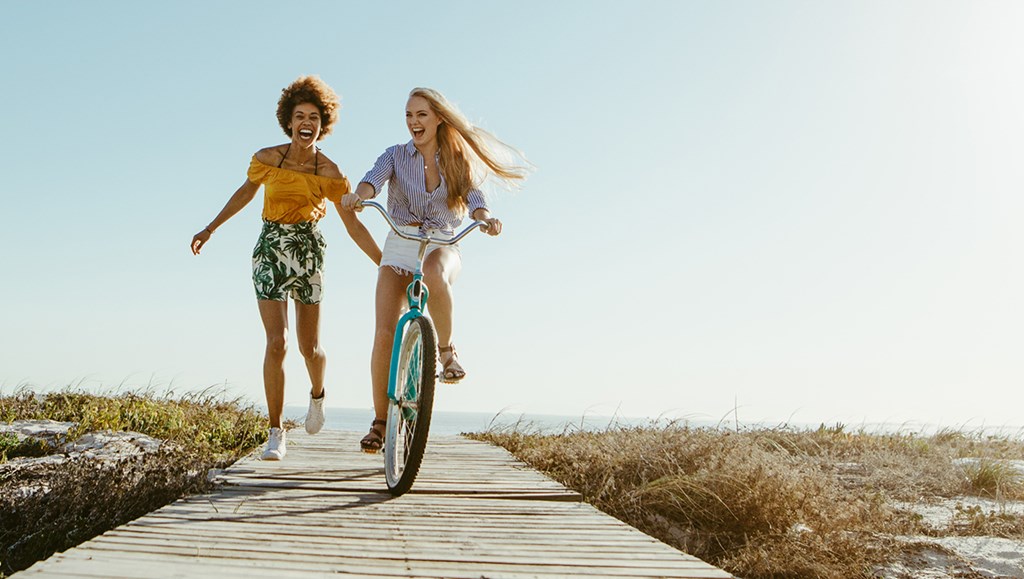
[
  {"x1": 0, "y1": 387, "x2": 270, "y2": 576},
  {"x1": 0, "y1": 388, "x2": 268, "y2": 458},
  {"x1": 470, "y1": 422, "x2": 1024, "y2": 579}
]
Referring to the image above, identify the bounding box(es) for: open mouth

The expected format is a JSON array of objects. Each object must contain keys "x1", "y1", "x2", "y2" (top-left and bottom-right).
[
  {"x1": 299, "y1": 129, "x2": 314, "y2": 139},
  {"x1": 412, "y1": 128, "x2": 424, "y2": 138}
]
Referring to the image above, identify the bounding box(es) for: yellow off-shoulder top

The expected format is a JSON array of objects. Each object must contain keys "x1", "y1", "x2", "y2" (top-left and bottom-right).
[{"x1": 246, "y1": 157, "x2": 351, "y2": 224}]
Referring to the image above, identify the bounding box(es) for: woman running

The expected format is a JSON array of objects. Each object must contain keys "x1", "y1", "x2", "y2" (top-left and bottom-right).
[{"x1": 191, "y1": 75, "x2": 375, "y2": 460}]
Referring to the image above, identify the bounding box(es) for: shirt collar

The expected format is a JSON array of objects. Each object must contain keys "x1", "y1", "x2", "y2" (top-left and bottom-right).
[{"x1": 403, "y1": 140, "x2": 440, "y2": 160}]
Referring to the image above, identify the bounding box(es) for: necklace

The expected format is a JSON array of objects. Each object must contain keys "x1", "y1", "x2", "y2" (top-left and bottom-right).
[{"x1": 280, "y1": 144, "x2": 317, "y2": 168}]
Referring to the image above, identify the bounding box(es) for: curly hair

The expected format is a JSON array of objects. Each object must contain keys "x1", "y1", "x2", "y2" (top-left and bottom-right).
[{"x1": 276, "y1": 75, "x2": 341, "y2": 140}]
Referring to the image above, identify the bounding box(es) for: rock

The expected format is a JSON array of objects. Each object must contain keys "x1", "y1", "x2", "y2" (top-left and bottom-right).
[
  {"x1": 1, "y1": 420, "x2": 170, "y2": 469},
  {"x1": 0, "y1": 420, "x2": 76, "y2": 446},
  {"x1": 61, "y1": 431, "x2": 165, "y2": 457}
]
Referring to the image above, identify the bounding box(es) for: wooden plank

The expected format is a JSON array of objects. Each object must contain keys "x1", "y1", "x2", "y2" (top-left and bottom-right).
[
  {"x1": 89, "y1": 532, "x2": 703, "y2": 565},
  {"x1": 16, "y1": 429, "x2": 734, "y2": 579},
  {"x1": 123, "y1": 516, "x2": 677, "y2": 547},
  {"x1": 23, "y1": 550, "x2": 728, "y2": 579},
  {"x1": 64, "y1": 544, "x2": 729, "y2": 578},
  {"x1": 109, "y1": 525, "x2": 688, "y2": 555},
  {"x1": 74, "y1": 542, "x2": 722, "y2": 575}
]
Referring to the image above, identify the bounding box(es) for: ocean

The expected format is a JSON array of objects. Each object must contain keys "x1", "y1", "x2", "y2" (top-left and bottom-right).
[
  {"x1": 280, "y1": 405, "x2": 660, "y2": 436},
  {"x1": 278, "y1": 405, "x2": 1024, "y2": 438}
]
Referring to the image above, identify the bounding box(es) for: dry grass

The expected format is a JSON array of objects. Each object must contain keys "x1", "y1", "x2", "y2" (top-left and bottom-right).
[
  {"x1": 951, "y1": 503, "x2": 1024, "y2": 538},
  {"x1": 470, "y1": 422, "x2": 1024, "y2": 579},
  {"x1": 0, "y1": 387, "x2": 271, "y2": 576},
  {"x1": 960, "y1": 458, "x2": 1023, "y2": 499}
]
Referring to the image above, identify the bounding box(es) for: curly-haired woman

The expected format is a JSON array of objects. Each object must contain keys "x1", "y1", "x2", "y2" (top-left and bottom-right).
[
  {"x1": 191, "y1": 75, "x2": 377, "y2": 460},
  {"x1": 339, "y1": 87, "x2": 530, "y2": 453}
]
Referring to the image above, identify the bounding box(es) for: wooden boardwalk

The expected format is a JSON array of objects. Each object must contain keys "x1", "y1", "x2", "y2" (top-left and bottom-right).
[{"x1": 17, "y1": 429, "x2": 733, "y2": 578}]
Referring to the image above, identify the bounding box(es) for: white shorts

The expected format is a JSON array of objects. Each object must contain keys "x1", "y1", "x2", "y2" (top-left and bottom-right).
[{"x1": 379, "y1": 225, "x2": 461, "y2": 275}]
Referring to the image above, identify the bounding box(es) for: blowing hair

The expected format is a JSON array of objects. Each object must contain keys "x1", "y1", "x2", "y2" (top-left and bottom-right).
[{"x1": 409, "y1": 87, "x2": 531, "y2": 218}]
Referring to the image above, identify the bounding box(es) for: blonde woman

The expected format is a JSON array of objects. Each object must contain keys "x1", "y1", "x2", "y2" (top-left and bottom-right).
[
  {"x1": 340, "y1": 87, "x2": 529, "y2": 452},
  {"x1": 191, "y1": 76, "x2": 377, "y2": 460}
]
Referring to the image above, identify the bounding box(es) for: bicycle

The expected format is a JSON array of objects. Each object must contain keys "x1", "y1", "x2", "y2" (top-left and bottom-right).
[{"x1": 358, "y1": 200, "x2": 487, "y2": 495}]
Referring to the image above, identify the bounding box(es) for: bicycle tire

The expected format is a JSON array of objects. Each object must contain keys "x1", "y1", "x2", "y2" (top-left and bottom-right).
[{"x1": 384, "y1": 315, "x2": 437, "y2": 495}]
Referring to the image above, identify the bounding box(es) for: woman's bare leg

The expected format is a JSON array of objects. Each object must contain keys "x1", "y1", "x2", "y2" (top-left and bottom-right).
[
  {"x1": 257, "y1": 300, "x2": 289, "y2": 428},
  {"x1": 294, "y1": 301, "x2": 326, "y2": 398},
  {"x1": 371, "y1": 268, "x2": 413, "y2": 420},
  {"x1": 422, "y1": 247, "x2": 462, "y2": 349}
]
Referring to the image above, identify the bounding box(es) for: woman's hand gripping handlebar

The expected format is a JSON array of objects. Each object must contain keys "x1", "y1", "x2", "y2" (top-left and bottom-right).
[{"x1": 356, "y1": 200, "x2": 490, "y2": 244}]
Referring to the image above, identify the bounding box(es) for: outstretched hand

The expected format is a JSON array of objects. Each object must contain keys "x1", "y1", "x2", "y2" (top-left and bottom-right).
[{"x1": 191, "y1": 229, "x2": 211, "y2": 255}]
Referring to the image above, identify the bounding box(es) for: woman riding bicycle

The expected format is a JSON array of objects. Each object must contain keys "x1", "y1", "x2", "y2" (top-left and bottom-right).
[{"x1": 339, "y1": 87, "x2": 530, "y2": 452}]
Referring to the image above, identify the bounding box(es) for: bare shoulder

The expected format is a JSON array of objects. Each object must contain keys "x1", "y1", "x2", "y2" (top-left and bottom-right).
[
  {"x1": 254, "y1": 145, "x2": 287, "y2": 165},
  {"x1": 317, "y1": 153, "x2": 345, "y2": 180}
]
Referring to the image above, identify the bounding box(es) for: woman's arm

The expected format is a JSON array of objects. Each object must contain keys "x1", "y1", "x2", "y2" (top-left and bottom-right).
[
  {"x1": 190, "y1": 179, "x2": 260, "y2": 255},
  {"x1": 335, "y1": 200, "x2": 382, "y2": 265}
]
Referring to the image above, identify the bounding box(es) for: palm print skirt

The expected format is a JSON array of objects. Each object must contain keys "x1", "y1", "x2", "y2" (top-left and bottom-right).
[{"x1": 252, "y1": 220, "x2": 326, "y2": 305}]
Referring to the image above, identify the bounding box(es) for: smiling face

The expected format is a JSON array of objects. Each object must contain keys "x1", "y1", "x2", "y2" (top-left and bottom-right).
[
  {"x1": 406, "y1": 96, "x2": 442, "y2": 147},
  {"x1": 288, "y1": 102, "x2": 322, "y2": 144}
]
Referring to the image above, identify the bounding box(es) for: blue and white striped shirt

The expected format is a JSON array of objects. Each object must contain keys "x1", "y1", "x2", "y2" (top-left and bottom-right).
[{"x1": 360, "y1": 141, "x2": 488, "y2": 233}]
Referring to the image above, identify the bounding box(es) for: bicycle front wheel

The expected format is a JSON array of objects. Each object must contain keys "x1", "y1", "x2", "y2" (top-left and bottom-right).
[{"x1": 384, "y1": 315, "x2": 437, "y2": 496}]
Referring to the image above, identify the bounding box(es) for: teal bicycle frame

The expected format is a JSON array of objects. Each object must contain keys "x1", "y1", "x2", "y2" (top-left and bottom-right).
[{"x1": 387, "y1": 254, "x2": 430, "y2": 421}]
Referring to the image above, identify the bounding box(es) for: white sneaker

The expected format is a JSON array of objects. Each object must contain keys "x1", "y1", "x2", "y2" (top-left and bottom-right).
[
  {"x1": 261, "y1": 427, "x2": 286, "y2": 460},
  {"x1": 305, "y1": 391, "x2": 325, "y2": 435}
]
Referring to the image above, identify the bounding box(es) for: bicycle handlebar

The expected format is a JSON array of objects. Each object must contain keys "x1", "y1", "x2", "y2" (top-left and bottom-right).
[{"x1": 357, "y1": 200, "x2": 487, "y2": 246}]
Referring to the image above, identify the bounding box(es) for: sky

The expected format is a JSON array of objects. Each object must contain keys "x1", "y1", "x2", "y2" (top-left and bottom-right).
[{"x1": 1, "y1": 1, "x2": 1022, "y2": 429}]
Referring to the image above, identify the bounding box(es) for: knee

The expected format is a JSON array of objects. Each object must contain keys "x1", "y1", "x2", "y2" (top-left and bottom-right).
[
  {"x1": 298, "y1": 339, "x2": 323, "y2": 361},
  {"x1": 423, "y1": 260, "x2": 444, "y2": 279},
  {"x1": 373, "y1": 324, "x2": 397, "y2": 349},
  {"x1": 266, "y1": 335, "x2": 287, "y2": 358},
  {"x1": 423, "y1": 265, "x2": 452, "y2": 293}
]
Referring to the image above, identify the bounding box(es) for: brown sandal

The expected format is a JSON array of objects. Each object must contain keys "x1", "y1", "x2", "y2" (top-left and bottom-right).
[
  {"x1": 360, "y1": 419, "x2": 386, "y2": 454},
  {"x1": 439, "y1": 344, "x2": 466, "y2": 384}
]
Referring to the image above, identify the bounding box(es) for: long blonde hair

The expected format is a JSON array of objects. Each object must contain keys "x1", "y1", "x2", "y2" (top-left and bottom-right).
[{"x1": 410, "y1": 87, "x2": 532, "y2": 217}]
